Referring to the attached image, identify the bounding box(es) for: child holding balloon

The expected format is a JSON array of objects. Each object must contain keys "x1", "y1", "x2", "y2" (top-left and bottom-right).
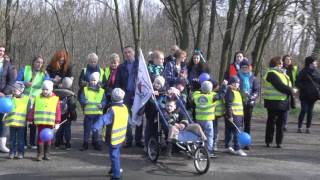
[
  {"x1": 4, "y1": 82, "x2": 31, "y2": 159},
  {"x1": 28, "y1": 80, "x2": 61, "y2": 161},
  {"x1": 224, "y1": 76, "x2": 247, "y2": 157}
]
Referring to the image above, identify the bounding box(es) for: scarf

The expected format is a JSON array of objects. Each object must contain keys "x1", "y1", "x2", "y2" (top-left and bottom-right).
[
  {"x1": 238, "y1": 71, "x2": 252, "y2": 94},
  {"x1": 148, "y1": 64, "x2": 164, "y2": 76}
]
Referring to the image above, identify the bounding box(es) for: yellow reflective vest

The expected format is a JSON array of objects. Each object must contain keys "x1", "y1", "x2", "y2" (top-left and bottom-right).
[
  {"x1": 263, "y1": 69, "x2": 292, "y2": 101},
  {"x1": 215, "y1": 99, "x2": 225, "y2": 117},
  {"x1": 5, "y1": 96, "x2": 29, "y2": 127},
  {"x1": 231, "y1": 90, "x2": 244, "y2": 116},
  {"x1": 34, "y1": 95, "x2": 59, "y2": 126},
  {"x1": 111, "y1": 105, "x2": 129, "y2": 146},
  {"x1": 84, "y1": 87, "x2": 105, "y2": 115},
  {"x1": 192, "y1": 91, "x2": 216, "y2": 121}
]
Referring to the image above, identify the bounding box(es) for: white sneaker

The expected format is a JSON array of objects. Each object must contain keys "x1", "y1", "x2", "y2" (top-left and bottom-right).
[
  {"x1": 31, "y1": 146, "x2": 37, "y2": 150},
  {"x1": 234, "y1": 149, "x2": 247, "y2": 157},
  {"x1": 224, "y1": 147, "x2": 235, "y2": 154}
]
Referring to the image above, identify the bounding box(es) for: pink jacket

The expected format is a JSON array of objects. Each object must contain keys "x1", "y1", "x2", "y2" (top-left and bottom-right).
[{"x1": 28, "y1": 92, "x2": 61, "y2": 125}]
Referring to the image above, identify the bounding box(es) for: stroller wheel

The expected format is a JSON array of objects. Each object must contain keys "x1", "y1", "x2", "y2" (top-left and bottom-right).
[
  {"x1": 147, "y1": 137, "x2": 159, "y2": 163},
  {"x1": 193, "y1": 146, "x2": 210, "y2": 174}
]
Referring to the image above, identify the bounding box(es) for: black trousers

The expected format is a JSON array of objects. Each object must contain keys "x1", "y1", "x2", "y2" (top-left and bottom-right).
[
  {"x1": 298, "y1": 100, "x2": 316, "y2": 129},
  {"x1": 243, "y1": 104, "x2": 253, "y2": 135},
  {"x1": 265, "y1": 109, "x2": 286, "y2": 145}
]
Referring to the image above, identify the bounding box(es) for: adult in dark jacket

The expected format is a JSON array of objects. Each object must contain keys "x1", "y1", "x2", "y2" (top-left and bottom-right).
[
  {"x1": 237, "y1": 60, "x2": 259, "y2": 150},
  {"x1": 46, "y1": 50, "x2": 72, "y2": 88},
  {"x1": 0, "y1": 46, "x2": 17, "y2": 153},
  {"x1": 295, "y1": 56, "x2": 320, "y2": 134},
  {"x1": 164, "y1": 45, "x2": 179, "y2": 66},
  {"x1": 115, "y1": 46, "x2": 141, "y2": 148},
  {"x1": 263, "y1": 56, "x2": 296, "y2": 148},
  {"x1": 164, "y1": 49, "x2": 188, "y2": 88},
  {"x1": 282, "y1": 55, "x2": 298, "y2": 131},
  {"x1": 187, "y1": 51, "x2": 210, "y2": 91}
]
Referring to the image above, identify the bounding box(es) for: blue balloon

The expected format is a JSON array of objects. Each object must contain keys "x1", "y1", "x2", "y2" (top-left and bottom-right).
[
  {"x1": 199, "y1": 73, "x2": 211, "y2": 84},
  {"x1": 0, "y1": 97, "x2": 13, "y2": 113},
  {"x1": 238, "y1": 132, "x2": 251, "y2": 146},
  {"x1": 40, "y1": 128, "x2": 54, "y2": 142}
]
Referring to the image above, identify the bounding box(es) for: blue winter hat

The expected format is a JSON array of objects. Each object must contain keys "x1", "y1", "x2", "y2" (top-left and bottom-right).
[{"x1": 229, "y1": 76, "x2": 240, "y2": 84}]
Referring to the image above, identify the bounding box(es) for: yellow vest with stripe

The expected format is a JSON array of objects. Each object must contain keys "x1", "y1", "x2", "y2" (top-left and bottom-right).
[
  {"x1": 292, "y1": 65, "x2": 298, "y2": 85},
  {"x1": 192, "y1": 91, "x2": 216, "y2": 121},
  {"x1": 83, "y1": 68, "x2": 104, "y2": 83},
  {"x1": 104, "y1": 67, "x2": 111, "y2": 81},
  {"x1": 111, "y1": 105, "x2": 129, "y2": 146},
  {"x1": 231, "y1": 90, "x2": 244, "y2": 116},
  {"x1": 84, "y1": 87, "x2": 105, "y2": 115},
  {"x1": 4, "y1": 96, "x2": 29, "y2": 127},
  {"x1": 215, "y1": 99, "x2": 225, "y2": 117},
  {"x1": 263, "y1": 69, "x2": 292, "y2": 101},
  {"x1": 34, "y1": 96, "x2": 59, "y2": 126},
  {"x1": 23, "y1": 65, "x2": 46, "y2": 97}
]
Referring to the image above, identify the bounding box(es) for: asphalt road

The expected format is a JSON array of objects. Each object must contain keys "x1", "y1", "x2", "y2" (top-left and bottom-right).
[{"x1": 0, "y1": 113, "x2": 319, "y2": 180}]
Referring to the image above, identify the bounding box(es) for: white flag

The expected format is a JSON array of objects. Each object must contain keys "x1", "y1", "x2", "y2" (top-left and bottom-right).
[{"x1": 131, "y1": 49, "x2": 154, "y2": 126}]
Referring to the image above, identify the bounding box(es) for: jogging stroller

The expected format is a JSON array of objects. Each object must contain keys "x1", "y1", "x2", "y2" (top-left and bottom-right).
[{"x1": 146, "y1": 94, "x2": 210, "y2": 174}]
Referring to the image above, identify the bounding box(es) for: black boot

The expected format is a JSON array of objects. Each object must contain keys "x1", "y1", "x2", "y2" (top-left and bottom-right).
[
  {"x1": 80, "y1": 143, "x2": 88, "y2": 151},
  {"x1": 43, "y1": 144, "x2": 51, "y2": 160},
  {"x1": 165, "y1": 142, "x2": 172, "y2": 157},
  {"x1": 36, "y1": 144, "x2": 44, "y2": 161}
]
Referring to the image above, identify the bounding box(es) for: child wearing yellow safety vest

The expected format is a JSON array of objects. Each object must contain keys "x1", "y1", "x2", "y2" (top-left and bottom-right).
[
  {"x1": 93, "y1": 88, "x2": 128, "y2": 180},
  {"x1": 192, "y1": 80, "x2": 227, "y2": 158},
  {"x1": 79, "y1": 72, "x2": 106, "y2": 151},
  {"x1": 28, "y1": 80, "x2": 61, "y2": 161},
  {"x1": 224, "y1": 76, "x2": 247, "y2": 156},
  {"x1": 4, "y1": 82, "x2": 31, "y2": 159}
]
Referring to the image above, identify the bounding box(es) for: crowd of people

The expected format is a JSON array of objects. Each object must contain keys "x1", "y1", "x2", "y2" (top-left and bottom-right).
[{"x1": 0, "y1": 45, "x2": 319, "y2": 180}]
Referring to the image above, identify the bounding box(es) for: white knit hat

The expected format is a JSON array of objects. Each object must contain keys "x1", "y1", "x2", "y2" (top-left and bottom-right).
[
  {"x1": 61, "y1": 77, "x2": 74, "y2": 89},
  {"x1": 201, "y1": 81, "x2": 213, "y2": 93},
  {"x1": 112, "y1": 88, "x2": 125, "y2": 103},
  {"x1": 90, "y1": 72, "x2": 100, "y2": 81},
  {"x1": 42, "y1": 80, "x2": 54, "y2": 92},
  {"x1": 154, "y1": 76, "x2": 165, "y2": 88}
]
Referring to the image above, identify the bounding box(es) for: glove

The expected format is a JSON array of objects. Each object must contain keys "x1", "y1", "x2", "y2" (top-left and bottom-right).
[
  {"x1": 54, "y1": 124, "x2": 60, "y2": 130},
  {"x1": 97, "y1": 104, "x2": 102, "y2": 109}
]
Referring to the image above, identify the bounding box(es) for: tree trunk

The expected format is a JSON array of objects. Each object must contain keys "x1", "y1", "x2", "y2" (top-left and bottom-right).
[
  {"x1": 206, "y1": 0, "x2": 216, "y2": 62},
  {"x1": 240, "y1": 0, "x2": 256, "y2": 52},
  {"x1": 312, "y1": 0, "x2": 320, "y2": 58},
  {"x1": 195, "y1": 0, "x2": 205, "y2": 50},
  {"x1": 114, "y1": 0, "x2": 124, "y2": 59},
  {"x1": 5, "y1": 0, "x2": 13, "y2": 55},
  {"x1": 129, "y1": 0, "x2": 143, "y2": 59},
  {"x1": 218, "y1": 0, "x2": 237, "y2": 82}
]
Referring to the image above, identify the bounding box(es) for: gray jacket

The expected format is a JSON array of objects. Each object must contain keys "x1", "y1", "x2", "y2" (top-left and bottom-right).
[{"x1": 0, "y1": 60, "x2": 17, "y2": 95}]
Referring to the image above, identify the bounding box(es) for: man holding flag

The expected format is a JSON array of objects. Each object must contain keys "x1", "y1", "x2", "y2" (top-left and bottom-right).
[{"x1": 115, "y1": 46, "x2": 143, "y2": 148}]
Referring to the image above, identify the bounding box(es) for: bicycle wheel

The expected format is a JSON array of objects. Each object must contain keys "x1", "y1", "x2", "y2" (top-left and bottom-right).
[
  {"x1": 147, "y1": 137, "x2": 160, "y2": 163},
  {"x1": 193, "y1": 146, "x2": 210, "y2": 174}
]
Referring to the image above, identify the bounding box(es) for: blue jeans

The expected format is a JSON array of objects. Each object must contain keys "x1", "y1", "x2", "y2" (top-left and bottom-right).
[
  {"x1": 0, "y1": 113, "x2": 9, "y2": 137},
  {"x1": 212, "y1": 120, "x2": 218, "y2": 147},
  {"x1": 198, "y1": 121, "x2": 214, "y2": 152},
  {"x1": 9, "y1": 127, "x2": 25, "y2": 155},
  {"x1": 224, "y1": 116, "x2": 243, "y2": 151},
  {"x1": 56, "y1": 120, "x2": 72, "y2": 144},
  {"x1": 108, "y1": 143, "x2": 121, "y2": 179},
  {"x1": 83, "y1": 115, "x2": 101, "y2": 145}
]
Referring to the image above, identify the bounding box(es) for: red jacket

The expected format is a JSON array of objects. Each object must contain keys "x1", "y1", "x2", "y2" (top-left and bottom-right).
[{"x1": 28, "y1": 92, "x2": 61, "y2": 126}]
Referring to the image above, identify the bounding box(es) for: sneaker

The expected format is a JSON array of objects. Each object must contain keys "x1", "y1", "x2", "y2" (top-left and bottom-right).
[
  {"x1": 209, "y1": 151, "x2": 217, "y2": 158},
  {"x1": 8, "y1": 154, "x2": 14, "y2": 159},
  {"x1": 297, "y1": 128, "x2": 302, "y2": 133},
  {"x1": 224, "y1": 147, "x2": 235, "y2": 154},
  {"x1": 17, "y1": 154, "x2": 24, "y2": 159},
  {"x1": 234, "y1": 149, "x2": 247, "y2": 157},
  {"x1": 24, "y1": 146, "x2": 28, "y2": 150},
  {"x1": 65, "y1": 143, "x2": 71, "y2": 151},
  {"x1": 276, "y1": 144, "x2": 282, "y2": 148},
  {"x1": 305, "y1": 128, "x2": 311, "y2": 134},
  {"x1": 31, "y1": 145, "x2": 37, "y2": 150},
  {"x1": 108, "y1": 168, "x2": 123, "y2": 176}
]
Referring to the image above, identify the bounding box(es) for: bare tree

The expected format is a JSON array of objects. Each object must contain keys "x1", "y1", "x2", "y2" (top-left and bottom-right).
[
  {"x1": 5, "y1": 0, "x2": 19, "y2": 55},
  {"x1": 206, "y1": 0, "x2": 216, "y2": 62},
  {"x1": 129, "y1": 0, "x2": 143, "y2": 59}
]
